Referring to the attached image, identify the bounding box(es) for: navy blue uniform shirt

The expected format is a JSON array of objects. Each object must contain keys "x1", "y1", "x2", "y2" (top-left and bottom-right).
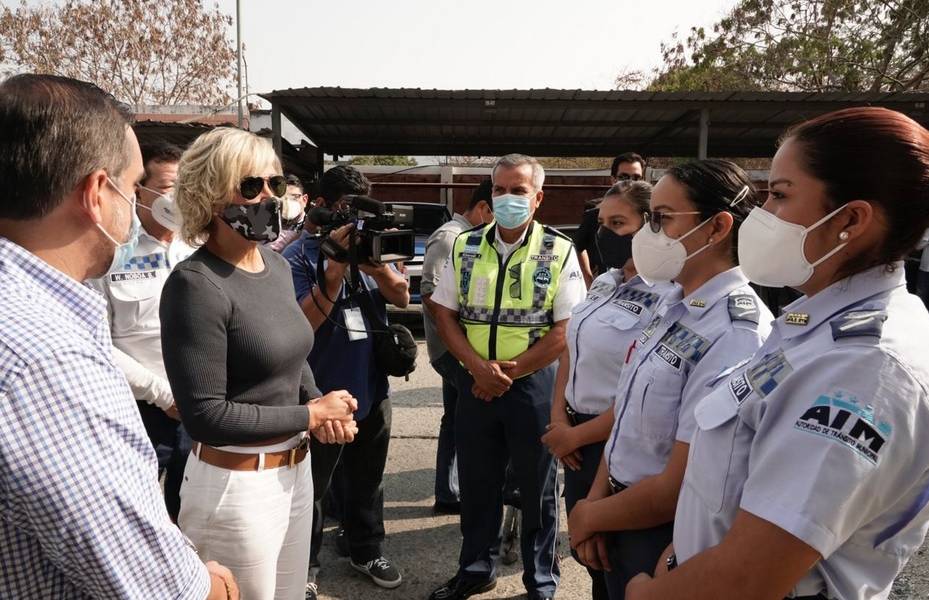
[{"x1": 282, "y1": 231, "x2": 389, "y2": 421}]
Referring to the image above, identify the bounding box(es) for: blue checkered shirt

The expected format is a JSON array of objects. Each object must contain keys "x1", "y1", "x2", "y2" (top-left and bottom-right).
[{"x1": 0, "y1": 238, "x2": 210, "y2": 599}]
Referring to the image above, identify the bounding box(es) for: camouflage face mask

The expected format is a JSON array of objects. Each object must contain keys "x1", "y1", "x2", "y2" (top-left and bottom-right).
[{"x1": 220, "y1": 198, "x2": 282, "y2": 242}]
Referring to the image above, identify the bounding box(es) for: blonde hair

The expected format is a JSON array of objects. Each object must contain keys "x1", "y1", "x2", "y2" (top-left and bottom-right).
[{"x1": 175, "y1": 127, "x2": 281, "y2": 245}]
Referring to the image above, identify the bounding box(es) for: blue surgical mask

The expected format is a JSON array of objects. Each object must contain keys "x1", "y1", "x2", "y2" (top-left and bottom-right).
[
  {"x1": 98, "y1": 177, "x2": 141, "y2": 274},
  {"x1": 492, "y1": 193, "x2": 533, "y2": 229}
]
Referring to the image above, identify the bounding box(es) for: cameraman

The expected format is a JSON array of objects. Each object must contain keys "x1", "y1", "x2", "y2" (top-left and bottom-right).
[{"x1": 281, "y1": 165, "x2": 408, "y2": 597}]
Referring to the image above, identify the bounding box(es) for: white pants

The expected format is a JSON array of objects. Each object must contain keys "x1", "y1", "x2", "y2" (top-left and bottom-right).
[{"x1": 178, "y1": 451, "x2": 314, "y2": 600}]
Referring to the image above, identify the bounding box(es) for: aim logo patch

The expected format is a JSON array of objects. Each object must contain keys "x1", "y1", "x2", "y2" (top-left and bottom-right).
[{"x1": 794, "y1": 390, "x2": 892, "y2": 464}]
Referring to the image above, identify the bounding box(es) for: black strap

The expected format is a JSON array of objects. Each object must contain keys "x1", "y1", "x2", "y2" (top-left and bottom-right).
[
  {"x1": 353, "y1": 276, "x2": 390, "y2": 333},
  {"x1": 305, "y1": 236, "x2": 386, "y2": 335}
]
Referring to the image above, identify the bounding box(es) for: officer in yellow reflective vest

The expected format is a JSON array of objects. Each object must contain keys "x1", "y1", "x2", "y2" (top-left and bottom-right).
[{"x1": 427, "y1": 154, "x2": 586, "y2": 600}]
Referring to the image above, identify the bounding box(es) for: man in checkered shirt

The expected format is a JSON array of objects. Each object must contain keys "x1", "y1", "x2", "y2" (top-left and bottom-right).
[{"x1": 0, "y1": 74, "x2": 237, "y2": 599}]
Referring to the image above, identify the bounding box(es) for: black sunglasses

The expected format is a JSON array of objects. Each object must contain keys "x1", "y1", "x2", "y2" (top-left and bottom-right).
[
  {"x1": 643, "y1": 210, "x2": 701, "y2": 233},
  {"x1": 240, "y1": 175, "x2": 287, "y2": 200},
  {"x1": 508, "y1": 263, "x2": 522, "y2": 299}
]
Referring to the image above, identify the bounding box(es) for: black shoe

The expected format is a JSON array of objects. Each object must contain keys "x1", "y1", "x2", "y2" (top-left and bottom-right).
[
  {"x1": 334, "y1": 527, "x2": 350, "y2": 557},
  {"x1": 427, "y1": 575, "x2": 497, "y2": 600},
  {"x1": 351, "y1": 556, "x2": 402, "y2": 589},
  {"x1": 528, "y1": 596, "x2": 553, "y2": 600},
  {"x1": 433, "y1": 500, "x2": 461, "y2": 515},
  {"x1": 503, "y1": 487, "x2": 522, "y2": 510}
]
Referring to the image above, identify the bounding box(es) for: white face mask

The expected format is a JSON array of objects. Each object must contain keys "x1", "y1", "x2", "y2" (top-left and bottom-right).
[
  {"x1": 631, "y1": 215, "x2": 716, "y2": 282},
  {"x1": 139, "y1": 186, "x2": 183, "y2": 233},
  {"x1": 738, "y1": 204, "x2": 849, "y2": 288}
]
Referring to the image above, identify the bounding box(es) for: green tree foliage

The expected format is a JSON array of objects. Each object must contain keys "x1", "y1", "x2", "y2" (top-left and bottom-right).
[
  {"x1": 643, "y1": 0, "x2": 929, "y2": 92},
  {"x1": 348, "y1": 155, "x2": 418, "y2": 166},
  {"x1": 0, "y1": 0, "x2": 236, "y2": 105}
]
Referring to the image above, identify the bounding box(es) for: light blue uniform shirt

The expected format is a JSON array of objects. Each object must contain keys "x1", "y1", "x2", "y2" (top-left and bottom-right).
[
  {"x1": 675, "y1": 263, "x2": 929, "y2": 600},
  {"x1": 605, "y1": 267, "x2": 772, "y2": 486},
  {"x1": 565, "y1": 271, "x2": 674, "y2": 415}
]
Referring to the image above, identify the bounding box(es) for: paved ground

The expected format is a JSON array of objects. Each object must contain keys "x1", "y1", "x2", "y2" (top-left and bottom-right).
[
  {"x1": 313, "y1": 334, "x2": 588, "y2": 600},
  {"x1": 313, "y1": 316, "x2": 929, "y2": 600}
]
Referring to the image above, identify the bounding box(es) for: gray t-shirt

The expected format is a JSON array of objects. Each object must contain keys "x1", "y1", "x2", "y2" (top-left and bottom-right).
[
  {"x1": 160, "y1": 245, "x2": 320, "y2": 446},
  {"x1": 421, "y1": 213, "x2": 473, "y2": 362}
]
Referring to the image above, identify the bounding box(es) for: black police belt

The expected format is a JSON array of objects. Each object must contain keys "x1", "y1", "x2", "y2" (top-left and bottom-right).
[
  {"x1": 607, "y1": 476, "x2": 627, "y2": 495},
  {"x1": 565, "y1": 403, "x2": 578, "y2": 426},
  {"x1": 664, "y1": 558, "x2": 828, "y2": 600}
]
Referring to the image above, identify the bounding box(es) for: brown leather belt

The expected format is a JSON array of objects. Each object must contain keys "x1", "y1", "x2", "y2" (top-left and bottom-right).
[{"x1": 192, "y1": 437, "x2": 309, "y2": 471}]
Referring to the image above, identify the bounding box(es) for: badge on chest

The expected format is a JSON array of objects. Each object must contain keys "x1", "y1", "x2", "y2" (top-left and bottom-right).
[{"x1": 343, "y1": 307, "x2": 368, "y2": 341}]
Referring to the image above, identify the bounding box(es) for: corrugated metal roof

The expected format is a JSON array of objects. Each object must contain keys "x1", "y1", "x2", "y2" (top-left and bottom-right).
[
  {"x1": 260, "y1": 87, "x2": 929, "y2": 157},
  {"x1": 132, "y1": 121, "x2": 320, "y2": 182}
]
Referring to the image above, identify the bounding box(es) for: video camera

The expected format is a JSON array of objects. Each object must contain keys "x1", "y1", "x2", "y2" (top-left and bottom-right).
[{"x1": 309, "y1": 195, "x2": 416, "y2": 265}]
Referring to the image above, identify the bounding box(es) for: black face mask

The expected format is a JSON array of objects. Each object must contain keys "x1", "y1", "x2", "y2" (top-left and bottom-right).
[
  {"x1": 595, "y1": 226, "x2": 634, "y2": 270},
  {"x1": 220, "y1": 198, "x2": 282, "y2": 242}
]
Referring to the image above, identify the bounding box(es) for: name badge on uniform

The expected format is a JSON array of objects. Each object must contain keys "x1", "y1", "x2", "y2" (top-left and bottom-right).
[
  {"x1": 785, "y1": 312, "x2": 810, "y2": 326},
  {"x1": 343, "y1": 307, "x2": 368, "y2": 341},
  {"x1": 110, "y1": 270, "x2": 158, "y2": 282}
]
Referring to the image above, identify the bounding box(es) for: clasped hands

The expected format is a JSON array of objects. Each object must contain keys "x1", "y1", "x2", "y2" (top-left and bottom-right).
[
  {"x1": 308, "y1": 389, "x2": 359, "y2": 444},
  {"x1": 540, "y1": 417, "x2": 583, "y2": 471},
  {"x1": 467, "y1": 358, "x2": 520, "y2": 401}
]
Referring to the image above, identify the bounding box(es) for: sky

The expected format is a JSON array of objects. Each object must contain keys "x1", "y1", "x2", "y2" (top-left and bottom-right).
[{"x1": 218, "y1": 0, "x2": 739, "y2": 100}]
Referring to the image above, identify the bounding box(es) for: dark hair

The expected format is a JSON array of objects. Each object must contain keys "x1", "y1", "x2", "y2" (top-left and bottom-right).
[
  {"x1": 783, "y1": 107, "x2": 929, "y2": 269},
  {"x1": 0, "y1": 74, "x2": 133, "y2": 220},
  {"x1": 665, "y1": 159, "x2": 758, "y2": 263},
  {"x1": 139, "y1": 141, "x2": 182, "y2": 184},
  {"x1": 603, "y1": 180, "x2": 652, "y2": 216},
  {"x1": 285, "y1": 173, "x2": 304, "y2": 194},
  {"x1": 319, "y1": 165, "x2": 370, "y2": 205},
  {"x1": 468, "y1": 178, "x2": 492, "y2": 210},
  {"x1": 611, "y1": 152, "x2": 646, "y2": 177}
]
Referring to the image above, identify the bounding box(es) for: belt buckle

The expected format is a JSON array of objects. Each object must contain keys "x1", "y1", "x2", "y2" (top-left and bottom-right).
[{"x1": 288, "y1": 436, "x2": 309, "y2": 468}]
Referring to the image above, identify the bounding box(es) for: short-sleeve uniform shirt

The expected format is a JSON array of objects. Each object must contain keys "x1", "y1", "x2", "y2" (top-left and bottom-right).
[
  {"x1": 674, "y1": 263, "x2": 929, "y2": 600},
  {"x1": 605, "y1": 267, "x2": 772, "y2": 486},
  {"x1": 565, "y1": 271, "x2": 674, "y2": 415}
]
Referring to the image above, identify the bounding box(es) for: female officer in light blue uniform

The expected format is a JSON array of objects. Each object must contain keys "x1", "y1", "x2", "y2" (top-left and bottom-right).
[
  {"x1": 624, "y1": 109, "x2": 929, "y2": 600},
  {"x1": 568, "y1": 159, "x2": 773, "y2": 600},
  {"x1": 542, "y1": 180, "x2": 673, "y2": 600}
]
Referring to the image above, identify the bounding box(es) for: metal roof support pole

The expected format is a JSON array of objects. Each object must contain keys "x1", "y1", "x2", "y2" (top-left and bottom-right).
[
  {"x1": 441, "y1": 165, "x2": 454, "y2": 212},
  {"x1": 235, "y1": 0, "x2": 243, "y2": 128},
  {"x1": 316, "y1": 147, "x2": 325, "y2": 183},
  {"x1": 271, "y1": 103, "x2": 283, "y2": 158},
  {"x1": 698, "y1": 108, "x2": 710, "y2": 159}
]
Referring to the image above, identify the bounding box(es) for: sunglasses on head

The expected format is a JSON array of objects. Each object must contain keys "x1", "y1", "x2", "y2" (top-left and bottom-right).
[{"x1": 240, "y1": 175, "x2": 287, "y2": 200}]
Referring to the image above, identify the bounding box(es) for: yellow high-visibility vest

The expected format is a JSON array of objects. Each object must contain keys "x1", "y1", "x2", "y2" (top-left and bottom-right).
[{"x1": 452, "y1": 221, "x2": 574, "y2": 362}]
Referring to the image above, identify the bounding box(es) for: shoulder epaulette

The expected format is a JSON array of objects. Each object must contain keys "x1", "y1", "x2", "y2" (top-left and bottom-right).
[
  {"x1": 830, "y1": 309, "x2": 887, "y2": 341},
  {"x1": 728, "y1": 294, "x2": 760, "y2": 324},
  {"x1": 541, "y1": 224, "x2": 574, "y2": 243}
]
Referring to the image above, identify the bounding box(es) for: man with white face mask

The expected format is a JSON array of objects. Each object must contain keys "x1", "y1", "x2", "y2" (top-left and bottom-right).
[
  {"x1": 429, "y1": 154, "x2": 585, "y2": 600},
  {"x1": 88, "y1": 140, "x2": 194, "y2": 522},
  {"x1": 0, "y1": 74, "x2": 237, "y2": 600}
]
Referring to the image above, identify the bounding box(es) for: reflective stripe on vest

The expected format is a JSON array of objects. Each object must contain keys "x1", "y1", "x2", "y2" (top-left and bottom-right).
[
  {"x1": 452, "y1": 222, "x2": 571, "y2": 362},
  {"x1": 457, "y1": 229, "x2": 484, "y2": 300}
]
